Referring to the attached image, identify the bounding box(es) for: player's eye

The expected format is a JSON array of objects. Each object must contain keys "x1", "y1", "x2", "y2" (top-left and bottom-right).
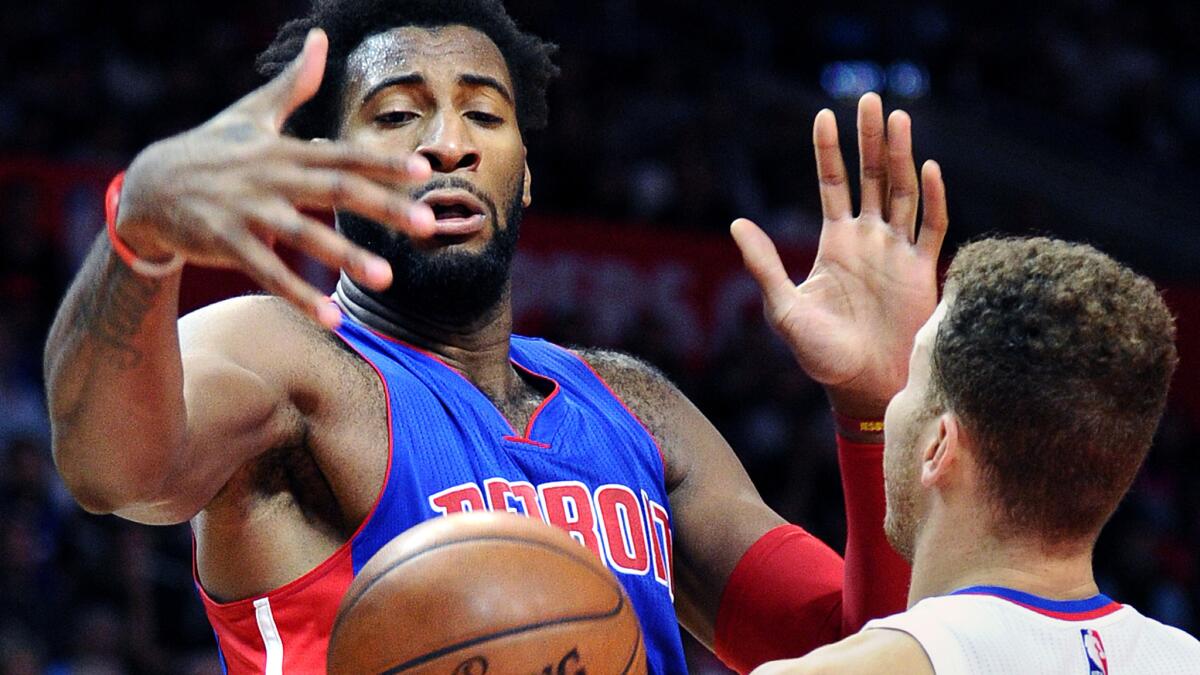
[
  {"x1": 465, "y1": 111, "x2": 504, "y2": 127},
  {"x1": 375, "y1": 111, "x2": 418, "y2": 127}
]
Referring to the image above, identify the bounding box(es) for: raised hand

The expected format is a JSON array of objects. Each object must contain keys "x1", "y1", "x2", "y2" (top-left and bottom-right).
[
  {"x1": 731, "y1": 93, "x2": 948, "y2": 418},
  {"x1": 114, "y1": 29, "x2": 436, "y2": 328}
]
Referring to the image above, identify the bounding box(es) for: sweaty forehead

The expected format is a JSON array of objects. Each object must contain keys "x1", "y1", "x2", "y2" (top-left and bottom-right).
[{"x1": 344, "y1": 24, "x2": 512, "y2": 92}]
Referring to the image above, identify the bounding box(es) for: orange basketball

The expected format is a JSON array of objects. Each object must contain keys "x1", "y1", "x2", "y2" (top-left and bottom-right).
[{"x1": 327, "y1": 511, "x2": 647, "y2": 674}]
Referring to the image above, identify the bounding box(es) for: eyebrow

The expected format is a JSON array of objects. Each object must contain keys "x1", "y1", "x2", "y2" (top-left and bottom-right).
[
  {"x1": 459, "y1": 73, "x2": 514, "y2": 105},
  {"x1": 361, "y1": 72, "x2": 514, "y2": 106},
  {"x1": 361, "y1": 73, "x2": 423, "y2": 105}
]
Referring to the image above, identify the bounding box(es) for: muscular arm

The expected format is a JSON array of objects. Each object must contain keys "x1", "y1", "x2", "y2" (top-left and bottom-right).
[
  {"x1": 44, "y1": 236, "x2": 296, "y2": 525},
  {"x1": 44, "y1": 234, "x2": 189, "y2": 520},
  {"x1": 44, "y1": 32, "x2": 427, "y2": 525},
  {"x1": 578, "y1": 350, "x2": 790, "y2": 643},
  {"x1": 581, "y1": 350, "x2": 874, "y2": 644},
  {"x1": 581, "y1": 349, "x2": 907, "y2": 672}
]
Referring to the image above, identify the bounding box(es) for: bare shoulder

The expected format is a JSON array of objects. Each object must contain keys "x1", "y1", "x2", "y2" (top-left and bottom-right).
[
  {"x1": 752, "y1": 629, "x2": 933, "y2": 675},
  {"x1": 179, "y1": 294, "x2": 322, "y2": 355},
  {"x1": 572, "y1": 348, "x2": 689, "y2": 485},
  {"x1": 571, "y1": 348, "x2": 680, "y2": 419},
  {"x1": 178, "y1": 294, "x2": 355, "y2": 376},
  {"x1": 175, "y1": 294, "x2": 371, "y2": 434}
]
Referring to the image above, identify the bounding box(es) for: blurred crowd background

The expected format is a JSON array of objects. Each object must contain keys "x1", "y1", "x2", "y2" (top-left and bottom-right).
[{"x1": 2, "y1": 1, "x2": 1198, "y2": 673}]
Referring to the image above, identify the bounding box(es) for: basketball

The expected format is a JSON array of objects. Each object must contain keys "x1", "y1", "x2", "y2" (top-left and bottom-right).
[{"x1": 327, "y1": 511, "x2": 647, "y2": 674}]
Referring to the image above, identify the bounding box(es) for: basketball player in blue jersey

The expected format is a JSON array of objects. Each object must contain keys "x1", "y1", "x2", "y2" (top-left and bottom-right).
[
  {"x1": 752, "y1": 238, "x2": 1199, "y2": 674},
  {"x1": 43, "y1": 1, "x2": 947, "y2": 672}
]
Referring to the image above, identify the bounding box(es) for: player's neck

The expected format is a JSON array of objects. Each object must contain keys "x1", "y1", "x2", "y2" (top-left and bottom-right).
[
  {"x1": 907, "y1": 508, "x2": 1099, "y2": 607},
  {"x1": 335, "y1": 278, "x2": 521, "y2": 397}
]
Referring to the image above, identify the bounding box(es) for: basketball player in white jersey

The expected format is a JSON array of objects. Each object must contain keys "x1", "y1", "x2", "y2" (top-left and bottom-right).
[{"x1": 733, "y1": 235, "x2": 1200, "y2": 674}]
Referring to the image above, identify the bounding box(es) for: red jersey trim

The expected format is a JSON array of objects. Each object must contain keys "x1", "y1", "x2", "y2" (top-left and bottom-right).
[
  {"x1": 952, "y1": 586, "x2": 1125, "y2": 621},
  {"x1": 193, "y1": 327, "x2": 396, "y2": 613},
  {"x1": 352, "y1": 319, "x2": 563, "y2": 445},
  {"x1": 510, "y1": 360, "x2": 562, "y2": 441},
  {"x1": 503, "y1": 436, "x2": 553, "y2": 449},
  {"x1": 999, "y1": 598, "x2": 1125, "y2": 622}
]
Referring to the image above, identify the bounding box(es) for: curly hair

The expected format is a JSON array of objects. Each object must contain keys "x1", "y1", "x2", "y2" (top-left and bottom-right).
[
  {"x1": 932, "y1": 237, "x2": 1178, "y2": 545},
  {"x1": 255, "y1": 0, "x2": 558, "y2": 139}
]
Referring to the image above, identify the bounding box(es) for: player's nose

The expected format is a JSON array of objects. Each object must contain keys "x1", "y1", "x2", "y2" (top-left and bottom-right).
[{"x1": 417, "y1": 113, "x2": 480, "y2": 173}]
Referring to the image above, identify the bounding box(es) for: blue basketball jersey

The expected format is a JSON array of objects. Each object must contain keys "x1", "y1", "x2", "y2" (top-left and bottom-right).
[{"x1": 335, "y1": 314, "x2": 687, "y2": 673}]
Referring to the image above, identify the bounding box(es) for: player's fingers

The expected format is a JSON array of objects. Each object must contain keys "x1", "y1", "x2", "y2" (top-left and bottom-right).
[
  {"x1": 886, "y1": 110, "x2": 920, "y2": 242},
  {"x1": 917, "y1": 160, "x2": 948, "y2": 258},
  {"x1": 813, "y1": 109, "x2": 853, "y2": 221},
  {"x1": 284, "y1": 140, "x2": 433, "y2": 184},
  {"x1": 245, "y1": 201, "x2": 393, "y2": 291},
  {"x1": 222, "y1": 226, "x2": 342, "y2": 328},
  {"x1": 731, "y1": 218, "x2": 795, "y2": 314},
  {"x1": 236, "y1": 29, "x2": 329, "y2": 130},
  {"x1": 266, "y1": 167, "x2": 436, "y2": 237},
  {"x1": 857, "y1": 92, "x2": 888, "y2": 217}
]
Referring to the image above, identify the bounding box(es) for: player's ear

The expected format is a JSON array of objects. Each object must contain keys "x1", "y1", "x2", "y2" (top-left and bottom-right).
[
  {"x1": 921, "y1": 413, "x2": 960, "y2": 488},
  {"x1": 522, "y1": 158, "x2": 533, "y2": 208}
]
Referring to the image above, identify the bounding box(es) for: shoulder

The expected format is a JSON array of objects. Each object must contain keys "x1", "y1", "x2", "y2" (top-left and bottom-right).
[
  {"x1": 572, "y1": 348, "x2": 689, "y2": 486},
  {"x1": 751, "y1": 629, "x2": 933, "y2": 675},
  {"x1": 1126, "y1": 607, "x2": 1200, "y2": 654},
  {"x1": 179, "y1": 294, "x2": 347, "y2": 367},
  {"x1": 178, "y1": 294, "x2": 364, "y2": 402},
  {"x1": 179, "y1": 294, "x2": 314, "y2": 351},
  {"x1": 571, "y1": 348, "x2": 683, "y2": 433},
  {"x1": 572, "y1": 348, "x2": 678, "y2": 406}
]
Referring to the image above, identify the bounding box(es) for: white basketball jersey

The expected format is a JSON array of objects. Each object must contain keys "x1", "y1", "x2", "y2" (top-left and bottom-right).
[{"x1": 864, "y1": 585, "x2": 1200, "y2": 674}]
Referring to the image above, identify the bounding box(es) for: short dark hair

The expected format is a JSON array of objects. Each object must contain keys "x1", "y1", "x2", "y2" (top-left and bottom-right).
[
  {"x1": 256, "y1": 0, "x2": 559, "y2": 139},
  {"x1": 932, "y1": 237, "x2": 1178, "y2": 544}
]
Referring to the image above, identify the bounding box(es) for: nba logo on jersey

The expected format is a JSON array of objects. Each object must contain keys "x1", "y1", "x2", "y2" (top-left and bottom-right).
[{"x1": 1081, "y1": 629, "x2": 1108, "y2": 675}]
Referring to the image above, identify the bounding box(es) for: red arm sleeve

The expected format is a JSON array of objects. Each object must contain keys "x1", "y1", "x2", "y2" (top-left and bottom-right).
[
  {"x1": 713, "y1": 524, "x2": 844, "y2": 673},
  {"x1": 837, "y1": 436, "x2": 910, "y2": 634},
  {"x1": 712, "y1": 436, "x2": 910, "y2": 674}
]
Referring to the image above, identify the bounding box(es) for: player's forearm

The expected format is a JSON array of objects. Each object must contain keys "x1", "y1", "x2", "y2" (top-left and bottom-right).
[
  {"x1": 837, "y1": 434, "x2": 910, "y2": 632},
  {"x1": 44, "y1": 232, "x2": 187, "y2": 513}
]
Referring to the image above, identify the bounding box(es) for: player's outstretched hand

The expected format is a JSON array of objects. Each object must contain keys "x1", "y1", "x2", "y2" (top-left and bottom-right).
[
  {"x1": 114, "y1": 29, "x2": 436, "y2": 328},
  {"x1": 731, "y1": 93, "x2": 948, "y2": 418}
]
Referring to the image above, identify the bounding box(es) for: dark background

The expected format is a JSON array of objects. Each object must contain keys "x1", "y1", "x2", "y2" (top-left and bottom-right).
[{"x1": 2, "y1": 1, "x2": 1198, "y2": 673}]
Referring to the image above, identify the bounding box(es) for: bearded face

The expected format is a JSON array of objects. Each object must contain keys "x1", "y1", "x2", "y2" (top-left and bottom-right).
[
  {"x1": 332, "y1": 25, "x2": 532, "y2": 326},
  {"x1": 883, "y1": 400, "x2": 938, "y2": 562},
  {"x1": 881, "y1": 300, "x2": 949, "y2": 561},
  {"x1": 337, "y1": 171, "x2": 525, "y2": 325}
]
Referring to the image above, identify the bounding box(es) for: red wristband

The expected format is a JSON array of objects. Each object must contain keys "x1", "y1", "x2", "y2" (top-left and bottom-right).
[{"x1": 105, "y1": 171, "x2": 183, "y2": 277}]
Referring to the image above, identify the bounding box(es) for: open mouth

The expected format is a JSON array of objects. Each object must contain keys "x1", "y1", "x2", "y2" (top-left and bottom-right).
[
  {"x1": 430, "y1": 203, "x2": 478, "y2": 220},
  {"x1": 420, "y1": 191, "x2": 488, "y2": 238}
]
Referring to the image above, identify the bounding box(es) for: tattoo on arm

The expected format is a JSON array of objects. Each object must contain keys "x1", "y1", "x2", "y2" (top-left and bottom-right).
[
  {"x1": 66, "y1": 236, "x2": 166, "y2": 370},
  {"x1": 44, "y1": 232, "x2": 182, "y2": 461}
]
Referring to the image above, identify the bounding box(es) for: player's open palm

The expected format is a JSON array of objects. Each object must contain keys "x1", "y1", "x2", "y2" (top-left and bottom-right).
[
  {"x1": 732, "y1": 93, "x2": 948, "y2": 416},
  {"x1": 114, "y1": 29, "x2": 435, "y2": 327}
]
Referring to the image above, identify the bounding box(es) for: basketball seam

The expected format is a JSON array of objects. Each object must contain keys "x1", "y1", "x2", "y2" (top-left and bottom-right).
[
  {"x1": 338, "y1": 535, "x2": 621, "y2": 617},
  {"x1": 379, "y1": 595, "x2": 626, "y2": 673},
  {"x1": 331, "y1": 535, "x2": 630, "y2": 662},
  {"x1": 620, "y1": 616, "x2": 643, "y2": 674}
]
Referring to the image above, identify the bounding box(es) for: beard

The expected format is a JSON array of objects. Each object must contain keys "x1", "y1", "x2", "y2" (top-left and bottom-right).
[
  {"x1": 883, "y1": 404, "x2": 938, "y2": 562},
  {"x1": 336, "y1": 174, "x2": 524, "y2": 326}
]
